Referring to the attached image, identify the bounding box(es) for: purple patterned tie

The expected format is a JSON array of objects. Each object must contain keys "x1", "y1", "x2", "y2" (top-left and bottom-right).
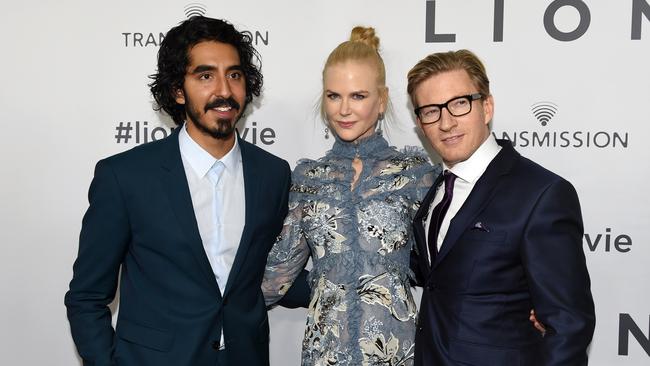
[{"x1": 427, "y1": 170, "x2": 457, "y2": 263}]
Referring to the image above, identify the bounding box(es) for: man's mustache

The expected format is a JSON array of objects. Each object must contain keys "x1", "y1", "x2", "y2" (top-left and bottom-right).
[{"x1": 204, "y1": 97, "x2": 240, "y2": 112}]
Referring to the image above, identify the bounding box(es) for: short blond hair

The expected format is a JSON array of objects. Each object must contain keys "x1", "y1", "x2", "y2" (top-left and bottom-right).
[{"x1": 407, "y1": 49, "x2": 490, "y2": 105}]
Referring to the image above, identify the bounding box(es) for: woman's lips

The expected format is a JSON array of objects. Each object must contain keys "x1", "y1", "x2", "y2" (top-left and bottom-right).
[{"x1": 336, "y1": 121, "x2": 355, "y2": 128}]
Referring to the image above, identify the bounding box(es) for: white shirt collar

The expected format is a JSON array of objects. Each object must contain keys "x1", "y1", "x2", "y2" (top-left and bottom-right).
[
  {"x1": 443, "y1": 134, "x2": 501, "y2": 184},
  {"x1": 178, "y1": 122, "x2": 241, "y2": 179}
]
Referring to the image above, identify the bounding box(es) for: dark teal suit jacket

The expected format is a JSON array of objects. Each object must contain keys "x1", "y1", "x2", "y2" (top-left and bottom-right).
[
  {"x1": 412, "y1": 140, "x2": 595, "y2": 366},
  {"x1": 65, "y1": 128, "x2": 305, "y2": 366}
]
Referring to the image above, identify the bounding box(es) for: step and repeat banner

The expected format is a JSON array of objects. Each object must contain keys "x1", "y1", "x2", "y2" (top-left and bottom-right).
[{"x1": 1, "y1": 1, "x2": 648, "y2": 364}]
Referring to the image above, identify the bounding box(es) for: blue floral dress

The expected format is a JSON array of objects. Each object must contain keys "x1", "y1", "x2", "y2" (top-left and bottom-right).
[{"x1": 263, "y1": 132, "x2": 438, "y2": 366}]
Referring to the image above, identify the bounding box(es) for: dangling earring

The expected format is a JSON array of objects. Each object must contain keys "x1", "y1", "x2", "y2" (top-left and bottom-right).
[
  {"x1": 376, "y1": 113, "x2": 385, "y2": 134},
  {"x1": 324, "y1": 127, "x2": 330, "y2": 139}
]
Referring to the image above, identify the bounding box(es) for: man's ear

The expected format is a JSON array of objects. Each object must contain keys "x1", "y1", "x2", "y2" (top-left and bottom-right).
[
  {"x1": 482, "y1": 94, "x2": 494, "y2": 125},
  {"x1": 174, "y1": 88, "x2": 185, "y2": 105}
]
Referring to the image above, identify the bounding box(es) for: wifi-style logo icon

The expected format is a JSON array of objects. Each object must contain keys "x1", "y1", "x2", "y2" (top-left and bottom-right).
[
  {"x1": 184, "y1": 3, "x2": 207, "y2": 18},
  {"x1": 531, "y1": 102, "x2": 558, "y2": 126}
]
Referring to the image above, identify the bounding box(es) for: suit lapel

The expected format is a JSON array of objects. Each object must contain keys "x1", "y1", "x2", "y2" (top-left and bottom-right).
[
  {"x1": 159, "y1": 128, "x2": 222, "y2": 298},
  {"x1": 433, "y1": 140, "x2": 518, "y2": 268},
  {"x1": 413, "y1": 172, "x2": 444, "y2": 273},
  {"x1": 223, "y1": 138, "x2": 261, "y2": 297}
]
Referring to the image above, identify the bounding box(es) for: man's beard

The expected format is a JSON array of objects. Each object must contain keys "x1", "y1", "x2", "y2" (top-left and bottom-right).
[{"x1": 186, "y1": 96, "x2": 243, "y2": 140}]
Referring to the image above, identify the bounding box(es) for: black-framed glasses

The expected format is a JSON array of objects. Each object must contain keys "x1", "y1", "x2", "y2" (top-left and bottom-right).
[{"x1": 414, "y1": 93, "x2": 483, "y2": 125}]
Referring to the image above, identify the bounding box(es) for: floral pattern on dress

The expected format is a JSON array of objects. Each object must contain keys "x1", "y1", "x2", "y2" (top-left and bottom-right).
[
  {"x1": 293, "y1": 183, "x2": 320, "y2": 195},
  {"x1": 357, "y1": 273, "x2": 417, "y2": 323},
  {"x1": 357, "y1": 198, "x2": 410, "y2": 256},
  {"x1": 263, "y1": 132, "x2": 439, "y2": 366},
  {"x1": 357, "y1": 273, "x2": 392, "y2": 308},
  {"x1": 303, "y1": 276, "x2": 350, "y2": 365},
  {"x1": 379, "y1": 155, "x2": 430, "y2": 175},
  {"x1": 303, "y1": 200, "x2": 348, "y2": 258},
  {"x1": 358, "y1": 317, "x2": 415, "y2": 366},
  {"x1": 305, "y1": 163, "x2": 334, "y2": 180},
  {"x1": 368, "y1": 175, "x2": 412, "y2": 195},
  {"x1": 359, "y1": 332, "x2": 414, "y2": 366}
]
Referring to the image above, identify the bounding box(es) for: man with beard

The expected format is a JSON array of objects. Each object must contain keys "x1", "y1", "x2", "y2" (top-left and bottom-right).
[{"x1": 65, "y1": 17, "x2": 308, "y2": 366}]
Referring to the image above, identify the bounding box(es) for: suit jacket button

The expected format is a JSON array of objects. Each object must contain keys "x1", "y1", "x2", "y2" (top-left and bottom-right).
[{"x1": 211, "y1": 340, "x2": 220, "y2": 350}]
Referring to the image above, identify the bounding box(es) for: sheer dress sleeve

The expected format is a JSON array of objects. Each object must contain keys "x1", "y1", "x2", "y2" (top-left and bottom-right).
[{"x1": 262, "y1": 182, "x2": 311, "y2": 306}]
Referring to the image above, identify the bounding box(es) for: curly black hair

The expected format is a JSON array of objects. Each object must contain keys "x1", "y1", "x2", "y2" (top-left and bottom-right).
[{"x1": 149, "y1": 16, "x2": 263, "y2": 125}]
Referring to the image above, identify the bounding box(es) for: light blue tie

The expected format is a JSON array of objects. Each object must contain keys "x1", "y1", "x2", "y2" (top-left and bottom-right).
[
  {"x1": 207, "y1": 161, "x2": 225, "y2": 226},
  {"x1": 206, "y1": 160, "x2": 227, "y2": 348},
  {"x1": 207, "y1": 160, "x2": 225, "y2": 184}
]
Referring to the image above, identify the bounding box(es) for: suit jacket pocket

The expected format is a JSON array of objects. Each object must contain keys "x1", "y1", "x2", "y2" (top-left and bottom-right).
[
  {"x1": 461, "y1": 229, "x2": 507, "y2": 243},
  {"x1": 449, "y1": 338, "x2": 520, "y2": 366},
  {"x1": 116, "y1": 318, "x2": 174, "y2": 352}
]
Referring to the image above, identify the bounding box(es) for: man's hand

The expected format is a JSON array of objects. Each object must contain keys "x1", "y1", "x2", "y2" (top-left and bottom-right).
[{"x1": 530, "y1": 309, "x2": 547, "y2": 336}]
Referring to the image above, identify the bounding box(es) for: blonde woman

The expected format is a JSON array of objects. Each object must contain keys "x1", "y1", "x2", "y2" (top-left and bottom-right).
[{"x1": 263, "y1": 27, "x2": 437, "y2": 366}]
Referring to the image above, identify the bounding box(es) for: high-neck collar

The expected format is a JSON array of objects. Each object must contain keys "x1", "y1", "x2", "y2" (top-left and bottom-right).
[{"x1": 330, "y1": 132, "x2": 390, "y2": 159}]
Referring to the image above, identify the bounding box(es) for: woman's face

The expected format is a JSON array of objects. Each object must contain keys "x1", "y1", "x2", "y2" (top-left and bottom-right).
[{"x1": 323, "y1": 60, "x2": 386, "y2": 142}]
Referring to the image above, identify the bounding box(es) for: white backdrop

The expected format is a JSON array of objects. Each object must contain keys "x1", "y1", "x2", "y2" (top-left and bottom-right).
[{"x1": 1, "y1": 0, "x2": 648, "y2": 365}]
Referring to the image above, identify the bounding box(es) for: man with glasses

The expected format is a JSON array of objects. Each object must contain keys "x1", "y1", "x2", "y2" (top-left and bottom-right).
[{"x1": 406, "y1": 50, "x2": 595, "y2": 366}]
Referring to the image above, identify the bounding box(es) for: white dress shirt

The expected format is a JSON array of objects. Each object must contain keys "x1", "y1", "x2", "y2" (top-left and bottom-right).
[
  {"x1": 178, "y1": 124, "x2": 246, "y2": 291},
  {"x1": 425, "y1": 135, "x2": 501, "y2": 261},
  {"x1": 179, "y1": 124, "x2": 246, "y2": 349}
]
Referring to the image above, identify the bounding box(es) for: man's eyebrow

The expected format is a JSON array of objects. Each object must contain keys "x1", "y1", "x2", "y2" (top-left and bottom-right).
[
  {"x1": 190, "y1": 64, "x2": 243, "y2": 74},
  {"x1": 190, "y1": 65, "x2": 216, "y2": 74},
  {"x1": 226, "y1": 65, "x2": 243, "y2": 72}
]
